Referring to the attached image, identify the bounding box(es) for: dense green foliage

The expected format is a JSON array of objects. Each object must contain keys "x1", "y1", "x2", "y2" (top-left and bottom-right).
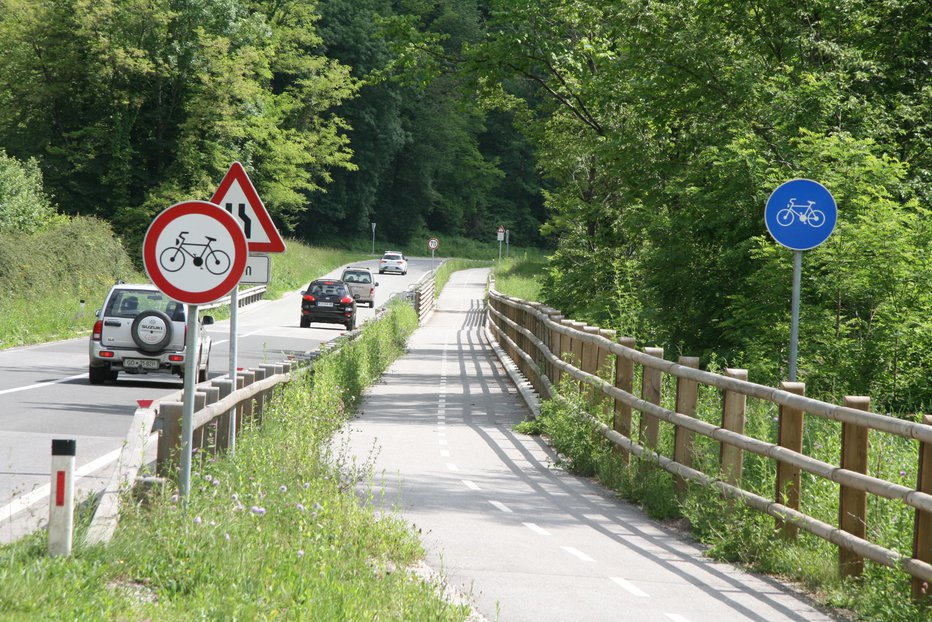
[
  {"x1": 472, "y1": 0, "x2": 931, "y2": 412},
  {"x1": 0, "y1": 0, "x2": 927, "y2": 407},
  {"x1": 0, "y1": 302, "x2": 467, "y2": 620}
]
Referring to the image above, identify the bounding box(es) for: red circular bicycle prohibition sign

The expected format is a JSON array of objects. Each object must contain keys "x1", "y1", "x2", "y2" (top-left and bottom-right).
[{"x1": 143, "y1": 200, "x2": 248, "y2": 304}]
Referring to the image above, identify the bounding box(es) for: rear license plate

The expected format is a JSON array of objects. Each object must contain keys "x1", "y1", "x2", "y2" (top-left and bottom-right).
[
  {"x1": 124, "y1": 358, "x2": 159, "y2": 369},
  {"x1": 317, "y1": 302, "x2": 333, "y2": 307}
]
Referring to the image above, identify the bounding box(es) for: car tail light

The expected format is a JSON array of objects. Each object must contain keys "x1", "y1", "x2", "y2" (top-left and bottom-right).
[
  {"x1": 99, "y1": 350, "x2": 114, "y2": 358},
  {"x1": 369, "y1": 288, "x2": 375, "y2": 297},
  {"x1": 340, "y1": 296, "x2": 353, "y2": 304},
  {"x1": 303, "y1": 294, "x2": 316, "y2": 302},
  {"x1": 92, "y1": 320, "x2": 103, "y2": 341},
  {"x1": 169, "y1": 354, "x2": 184, "y2": 362}
]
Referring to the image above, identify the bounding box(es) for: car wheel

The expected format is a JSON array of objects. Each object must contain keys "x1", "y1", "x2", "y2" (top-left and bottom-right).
[
  {"x1": 300, "y1": 316, "x2": 311, "y2": 328},
  {"x1": 107, "y1": 369, "x2": 119, "y2": 382},
  {"x1": 345, "y1": 317, "x2": 354, "y2": 330},
  {"x1": 131, "y1": 310, "x2": 174, "y2": 353},
  {"x1": 89, "y1": 365, "x2": 107, "y2": 385}
]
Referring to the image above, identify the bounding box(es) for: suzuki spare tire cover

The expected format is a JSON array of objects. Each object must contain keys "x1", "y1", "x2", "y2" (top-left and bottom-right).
[{"x1": 131, "y1": 310, "x2": 174, "y2": 353}]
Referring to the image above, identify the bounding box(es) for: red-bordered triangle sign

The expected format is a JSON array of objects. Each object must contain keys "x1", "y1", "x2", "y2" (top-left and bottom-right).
[{"x1": 210, "y1": 162, "x2": 286, "y2": 253}]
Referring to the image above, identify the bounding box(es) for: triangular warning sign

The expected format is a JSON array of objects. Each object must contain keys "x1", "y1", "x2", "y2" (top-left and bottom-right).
[{"x1": 210, "y1": 162, "x2": 286, "y2": 253}]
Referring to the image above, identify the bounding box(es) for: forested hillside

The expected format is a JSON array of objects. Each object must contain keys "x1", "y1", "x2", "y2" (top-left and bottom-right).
[{"x1": 0, "y1": 0, "x2": 928, "y2": 411}]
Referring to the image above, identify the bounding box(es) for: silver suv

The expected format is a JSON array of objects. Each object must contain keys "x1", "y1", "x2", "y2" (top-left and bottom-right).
[
  {"x1": 340, "y1": 267, "x2": 378, "y2": 307},
  {"x1": 88, "y1": 283, "x2": 213, "y2": 384}
]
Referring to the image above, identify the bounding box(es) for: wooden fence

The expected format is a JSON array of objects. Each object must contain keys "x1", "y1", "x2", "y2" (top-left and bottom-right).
[{"x1": 486, "y1": 280, "x2": 932, "y2": 598}]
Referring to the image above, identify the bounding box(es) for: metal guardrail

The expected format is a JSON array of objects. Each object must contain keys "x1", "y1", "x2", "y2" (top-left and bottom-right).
[
  {"x1": 485, "y1": 279, "x2": 932, "y2": 595},
  {"x1": 201, "y1": 285, "x2": 267, "y2": 311}
]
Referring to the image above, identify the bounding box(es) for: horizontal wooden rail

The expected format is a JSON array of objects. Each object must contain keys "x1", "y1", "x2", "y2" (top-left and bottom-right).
[{"x1": 486, "y1": 284, "x2": 932, "y2": 588}]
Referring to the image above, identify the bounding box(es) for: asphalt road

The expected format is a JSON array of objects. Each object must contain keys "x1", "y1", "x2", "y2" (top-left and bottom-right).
[
  {"x1": 0, "y1": 256, "x2": 433, "y2": 543},
  {"x1": 343, "y1": 268, "x2": 837, "y2": 622}
]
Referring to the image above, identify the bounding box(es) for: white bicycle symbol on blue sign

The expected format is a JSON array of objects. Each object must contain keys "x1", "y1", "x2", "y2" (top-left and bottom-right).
[{"x1": 776, "y1": 198, "x2": 826, "y2": 228}]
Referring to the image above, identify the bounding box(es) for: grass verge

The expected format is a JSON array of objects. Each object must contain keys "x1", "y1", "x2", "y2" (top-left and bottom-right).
[
  {"x1": 491, "y1": 252, "x2": 548, "y2": 301},
  {"x1": 0, "y1": 301, "x2": 468, "y2": 621}
]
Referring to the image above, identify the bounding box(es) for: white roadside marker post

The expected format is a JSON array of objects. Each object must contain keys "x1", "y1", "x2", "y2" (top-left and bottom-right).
[{"x1": 48, "y1": 439, "x2": 76, "y2": 557}]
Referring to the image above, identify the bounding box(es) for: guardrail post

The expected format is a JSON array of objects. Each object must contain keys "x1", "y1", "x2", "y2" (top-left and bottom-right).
[
  {"x1": 673, "y1": 356, "x2": 700, "y2": 493},
  {"x1": 720, "y1": 368, "x2": 748, "y2": 485},
  {"x1": 238, "y1": 371, "x2": 256, "y2": 427},
  {"x1": 192, "y1": 390, "x2": 208, "y2": 454},
  {"x1": 776, "y1": 382, "x2": 806, "y2": 539},
  {"x1": 613, "y1": 337, "x2": 636, "y2": 465},
  {"x1": 640, "y1": 347, "x2": 664, "y2": 452},
  {"x1": 157, "y1": 401, "x2": 183, "y2": 477},
  {"x1": 252, "y1": 367, "x2": 268, "y2": 423},
  {"x1": 913, "y1": 414, "x2": 932, "y2": 600},
  {"x1": 202, "y1": 385, "x2": 220, "y2": 453},
  {"x1": 213, "y1": 379, "x2": 233, "y2": 452},
  {"x1": 839, "y1": 396, "x2": 870, "y2": 577}
]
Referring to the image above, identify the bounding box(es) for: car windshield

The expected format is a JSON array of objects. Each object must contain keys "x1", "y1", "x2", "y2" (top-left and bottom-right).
[{"x1": 105, "y1": 289, "x2": 183, "y2": 320}]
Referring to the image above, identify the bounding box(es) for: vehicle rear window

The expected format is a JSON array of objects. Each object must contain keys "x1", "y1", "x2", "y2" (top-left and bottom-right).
[
  {"x1": 310, "y1": 282, "x2": 347, "y2": 296},
  {"x1": 383, "y1": 254, "x2": 401, "y2": 261},
  {"x1": 342, "y1": 271, "x2": 371, "y2": 283},
  {"x1": 106, "y1": 290, "x2": 181, "y2": 319}
]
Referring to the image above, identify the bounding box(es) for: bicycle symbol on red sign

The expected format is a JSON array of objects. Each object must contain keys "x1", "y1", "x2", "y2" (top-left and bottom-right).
[{"x1": 158, "y1": 231, "x2": 232, "y2": 275}]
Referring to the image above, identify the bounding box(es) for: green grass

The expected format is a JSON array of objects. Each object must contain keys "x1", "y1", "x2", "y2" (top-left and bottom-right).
[
  {"x1": 0, "y1": 302, "x2": 469, "y2": 621},
  {"x1": 491, "y1": 252, "x2": 548, "y2": 301}
]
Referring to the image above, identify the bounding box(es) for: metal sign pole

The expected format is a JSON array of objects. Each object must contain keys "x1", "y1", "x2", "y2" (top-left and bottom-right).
[
  {"x1": 506, "y1": 230, "x2": 510, "y2": 257},
  {"x1": 431, "y1": 248, "x2": 435, "y2": 272},
  {"x1": 180, "y1": 304, "x2": 199, "y2": 497},
  {"x1": 788, "y1": 250, "x2": 802, "y2": 381},
  {"x1": 228, "y1": 288, "x2": 239, "y2": 452},
  {"x1": 371, "y1": 222, "x2": 376, "y2": 254},
  {"x1": 498, "y1": 240, "x2": 502, "y2": 261}
]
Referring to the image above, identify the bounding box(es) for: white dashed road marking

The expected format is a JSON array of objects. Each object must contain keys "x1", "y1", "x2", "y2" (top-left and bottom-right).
[
  {"x1": 561, "y1": 546, "x2": 594, "y2": 562},
  {"x1": 462, "y1": 480, "x2": 480, "y2": 490},
  {"x1": 665, "y1": 614, "x2": 691, "y2": 622},
  {"x1": 523, "y1": 522, "x2": 551, "y2": 536},
  {"x1": 489, "y1": 500, "x2": 512, "y2": 513},
  {"x1": 611, "y1": 577, "x2": 649, "y2": 597}
]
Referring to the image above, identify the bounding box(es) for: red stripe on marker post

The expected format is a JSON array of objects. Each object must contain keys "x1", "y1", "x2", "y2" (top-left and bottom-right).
[{"x1": 56, "y1": 471, "x2": 66, "y2": 506}]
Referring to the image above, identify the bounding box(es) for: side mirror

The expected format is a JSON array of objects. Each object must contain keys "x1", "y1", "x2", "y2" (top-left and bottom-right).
[
  {"x1": 375, "y1": 281, "x2": 380, "y2": 287},
  {"x1": 95, "y1": 309, "x2": 101, "y2": 318},
  {"x1": 202, "y1": 316, "x2": 214, "y2": 326}
]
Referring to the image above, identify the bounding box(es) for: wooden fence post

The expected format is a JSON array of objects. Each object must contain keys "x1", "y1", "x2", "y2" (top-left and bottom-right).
[
  {"x1": 913, "y1": 414, "x2": 932, "y2": 600},
  {"x1": 549, "y1": 313, "x2": 564, "y2": 385},
  {"x1": 673, "y1": 356, "x2": 700, "y2": 493},
  {"x1": 640, "y1": 347, "x2": 664, "y2": 451},
  {"x1": 613, "y1": 337, "x2": 636, "y2": 465},
  {"x1": 776, "y1": 382, "x2": 806, "y2": 539},
  {"x1": 582, "y1": 326, "x2": 600, "y2": 401},
  {"x1": 156, "y1": 401, "x2": 183, "y2": 478},
  {"x1": 720, "y1": 369, "x2": 748, "y2": 485},
  {"x1": 598, "y1": 329, "x2": 615, "y2": 379},
  {"x1": 192, "y1": 391, "x2": 207, "y2": 453},
  {"x1": 839, "y1": 396, "x2": 870, "y2": 578},
  {"x1": 213, "y1": 379, "x2": 233, "y2": 452},
  {"x1": 238, "y1": 370, "x2": 256, "y2": 427}
]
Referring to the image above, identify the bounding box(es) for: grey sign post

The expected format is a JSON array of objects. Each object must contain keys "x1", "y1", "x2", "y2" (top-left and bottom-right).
[
  {"x1": 765, "y1": 179, "x2": 837, "y2": 381},
  {"x1": 371, "y1": 222, "x2": 376, "y2": 254}
]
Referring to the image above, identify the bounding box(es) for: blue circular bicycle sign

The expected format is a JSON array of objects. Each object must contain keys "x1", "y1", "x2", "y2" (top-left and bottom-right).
[{"x1": 765, "y1": 179, "x2": 837, "y2": 250}]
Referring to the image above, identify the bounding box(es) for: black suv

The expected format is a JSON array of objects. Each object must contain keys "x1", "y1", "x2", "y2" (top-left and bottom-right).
[{"x1": 300, "y1": 279, "x2": 356, "y2": 330}]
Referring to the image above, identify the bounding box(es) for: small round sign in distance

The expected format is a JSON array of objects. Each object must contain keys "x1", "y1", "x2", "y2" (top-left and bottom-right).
[
  {"x1": 143, "y1": 200, "x2": 248, "y2": 304},
  {"x1": 765, "y1": 179, "x2": 838, "y2": 251},
  {"x1": 428, "y1": 237, "x2": 440, "y2": 250}
]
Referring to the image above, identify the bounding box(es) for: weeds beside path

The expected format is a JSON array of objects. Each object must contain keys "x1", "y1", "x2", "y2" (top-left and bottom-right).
[{"x1": 0, "y1": 302, "x2": 468, "y2": 621}]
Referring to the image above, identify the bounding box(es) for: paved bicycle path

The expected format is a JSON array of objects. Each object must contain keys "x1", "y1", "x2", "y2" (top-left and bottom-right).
[{"x1": 342, "y1": 268, "x2": 837, "y2": 622}]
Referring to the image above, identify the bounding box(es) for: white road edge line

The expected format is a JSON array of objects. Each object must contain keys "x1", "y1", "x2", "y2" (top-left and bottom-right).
[
  {"x1": 1, "y1": 446, "x2": 124, "y2": 521},
  {"x1": 610, "y1": 577, "x2": 650, "y2": 597},
  {"x1": 523, "y1": 522, "x2": 551, "y2": 536},
  {"x1": 562, "y1": 546, "x2": 595, "y2": 562},
  {"x1": 0, "y1": 373, "x2": 87, "y2": 397},
  {"x1": 489, "y1": 500, "x2": 512, "y2": 513}
]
